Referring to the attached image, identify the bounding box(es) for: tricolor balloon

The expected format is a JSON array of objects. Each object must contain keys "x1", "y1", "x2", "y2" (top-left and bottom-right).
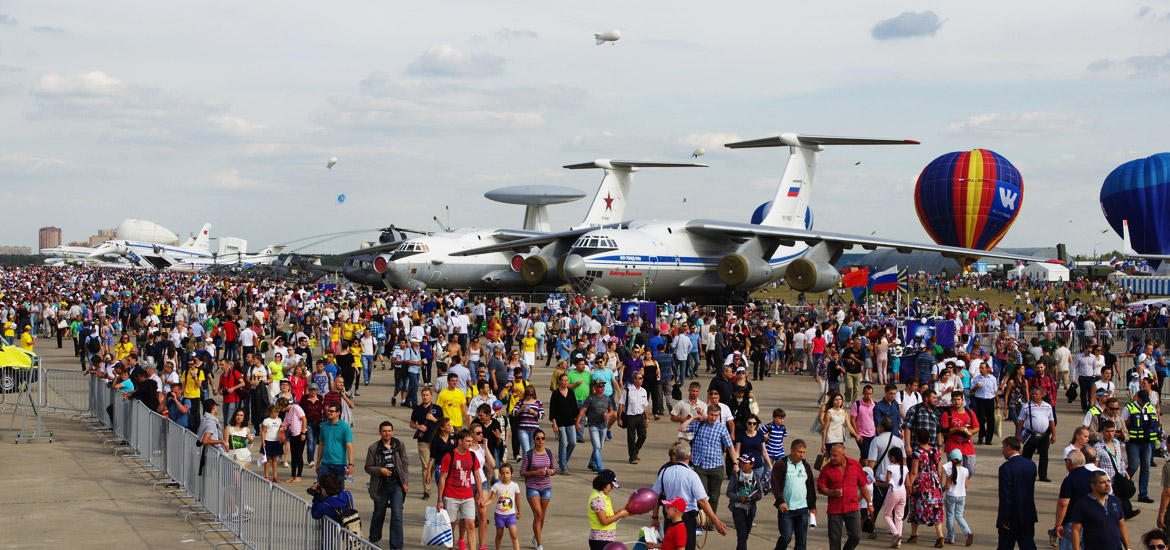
[{"x1": 914, "y1": 148, "x2": 1023, "y2": 251}]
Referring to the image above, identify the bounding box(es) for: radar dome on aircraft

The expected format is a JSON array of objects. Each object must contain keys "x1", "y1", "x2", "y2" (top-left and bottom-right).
[
  {"x1": 1100, "y1": 153, "x2": 1170, "y2": 257},
  {"x1": 594, "y1": 29, "x2": 622, "y2": 45},
  {"x1": 115, "y1": 218, "x2": 180, "y2": 245},
  {"x1": 485, "y1": 185, "x2": 587, "y2": 232},
  {"x1": 327, "y1": 157, "x2": 338, "y2": 169},
  {"x1": 914, "y1": 149, "x2": 1023, "y2": 251}
]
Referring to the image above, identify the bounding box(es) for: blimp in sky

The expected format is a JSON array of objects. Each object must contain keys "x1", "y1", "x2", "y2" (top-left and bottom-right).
[
  {"x1": 594, "y1": 29, "x2": 621, "y2": 45},
  {"x1": 327, "y1": 157, "x2": 338, "y2": 170}
]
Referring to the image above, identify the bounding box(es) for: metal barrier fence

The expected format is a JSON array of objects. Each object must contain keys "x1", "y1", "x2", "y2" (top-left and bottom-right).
[
  {"x1": 962, "y1": 326, "x2": 1170, "y2": 356},
  {"x1": 78, "y1": 374, "x2": 380, "y2": 550}
]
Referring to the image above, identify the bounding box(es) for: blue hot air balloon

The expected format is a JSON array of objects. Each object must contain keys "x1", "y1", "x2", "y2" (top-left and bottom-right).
[
  {"x1": 1100, "y1": 153, "x2": 1170, "y2": 257},
  {"x1": 336, "y1": 193, "x2": 346, "y2": 204},
  {"x1": 914, "y1": 149, "x2": 1024, "y2": 251}
]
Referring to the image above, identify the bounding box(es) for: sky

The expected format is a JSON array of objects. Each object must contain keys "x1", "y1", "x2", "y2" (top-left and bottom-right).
[{"x1": 1, "y1": 0, "x2": 1169, "y2": 257}]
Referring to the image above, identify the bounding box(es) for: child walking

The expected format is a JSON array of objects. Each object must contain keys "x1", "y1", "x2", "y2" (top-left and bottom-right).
[
  {"x1": 261, "y1": 405, "x2": 284, "y2": 482},
  {"x1": 489, "y1": 463, "x2": 521, "y2": 550},
  {"x1": 725, "y1": 455, "x2": 767, "y2": 550},
  {"x1": 880, "y1": 447, "x2": 909, "y2": 548},
  {"x1": 941, "y1": 449, "x2": 973, "y2": 546},
  {"x1": 761, "y1": 408, "x2": 788, "y2": 466}
]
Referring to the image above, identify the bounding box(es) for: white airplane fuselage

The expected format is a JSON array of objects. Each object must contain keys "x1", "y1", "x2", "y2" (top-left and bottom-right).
[
  {"x1": 384, "y1": 229, "x2": 528, "y2": 291},
  {"x1": 560, "y1": 219, "x2": 810, "y2": 299}
]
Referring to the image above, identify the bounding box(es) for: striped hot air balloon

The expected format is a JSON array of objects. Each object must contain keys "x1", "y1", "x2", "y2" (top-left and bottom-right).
[{"x1": 914, "y1": 148, "x2": 1023, "y2": 251}]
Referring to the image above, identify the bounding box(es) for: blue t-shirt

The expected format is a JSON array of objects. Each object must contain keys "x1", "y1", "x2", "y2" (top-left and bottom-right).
[
  {"x1": 761, "y1": 421, "x2": 788, "y2": 459},
  {"x1": 319, "y1": 420, "x2": 353, "y2": 466},
  {"x1": 591, "y1": 368, "x2": 616, "y2": 397},
  {"x1": 168, "y1": 396, "x2": 191, "y2": 428},
  {"x1": 324, "y1": 362, "x2": 339, "y2": 378},
  {"x1": 1067, "y1": 493, "x2": 1123, "y2": 548}
]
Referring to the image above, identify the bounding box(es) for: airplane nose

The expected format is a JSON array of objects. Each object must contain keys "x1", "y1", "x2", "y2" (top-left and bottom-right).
[{"x1": 562, "y1": 254, "x2": 586, "y2": 279}]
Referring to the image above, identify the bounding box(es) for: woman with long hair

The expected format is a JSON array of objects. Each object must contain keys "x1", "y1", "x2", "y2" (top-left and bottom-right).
[
  {"x1": 907, "y1": 428, "x2": 946, "y2": 547},
  {"x1": 1001, "y1": 367, "x2": 1028, "y2": 424},
  {"x1": 514, "y1": 386, "x2": 545, "y2": 455},
  {"x1": 521, "y1": 428, "x2": 556, "y2": 550},
  {"x1": 820, "y1": 391, "x2": 856, "y2": 453},
  {"x1": 880, "y1": 446, "x2": 910, "y2": 548}
]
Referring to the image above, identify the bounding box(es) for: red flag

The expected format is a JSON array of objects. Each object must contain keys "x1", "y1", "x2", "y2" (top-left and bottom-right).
[{"x1": 842, "y1": 268, "x2": 869, "y2": 288}]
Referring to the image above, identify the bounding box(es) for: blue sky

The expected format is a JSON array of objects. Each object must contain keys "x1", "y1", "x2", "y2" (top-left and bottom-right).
[{"x1": 2, "y1": 0, "x2": 1168, "y2": 255}]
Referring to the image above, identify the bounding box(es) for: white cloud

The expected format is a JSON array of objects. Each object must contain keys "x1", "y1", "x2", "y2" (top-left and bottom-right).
[
  {"x1": 677, "y1": 133, "x2": 744, "y2": 151},
  {"x1": 32, "y1": 71, "x2": 126, "y2": 97},
  {"x1": 0, "y1": 153, "x2": 66, "y2": 171},
  {"x1": 871, "y1": 11, "x2": 943, "y2": 40},
  {"x1": 204, "y1": 115, "x2": 267, "y2": 137},
  {"x1": 191, "y1": 169, "x2": 278, "y2": 191},
  {"x1": 495, "y1": 28, "x2": 538, "y2": 40},
  {"x1": 0, "y1": 14, "x2": 17, "y2": 25},
  {"x1": 942, "y1": 111, "x2": 1090, "y2": 137},
  {"x1": 405, "y1": 44, "x2": 506, "y2": 78}
]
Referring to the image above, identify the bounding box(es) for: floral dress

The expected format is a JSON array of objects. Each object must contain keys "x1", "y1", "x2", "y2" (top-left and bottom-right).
[{"x1": 908, "y1": 446, "x2": 944, "y2": 526}]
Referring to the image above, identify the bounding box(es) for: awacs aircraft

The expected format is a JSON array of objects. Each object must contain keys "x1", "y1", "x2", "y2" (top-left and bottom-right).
[
  {"x1": 454, "y1": 133, "x2": 1052, "y2": 301},
  {"x1": 347, "y1": 160, "x2": 705, "y2": 291},
  {"x1": 87, "y1": 223, "x2": 213, "y2": 269}
]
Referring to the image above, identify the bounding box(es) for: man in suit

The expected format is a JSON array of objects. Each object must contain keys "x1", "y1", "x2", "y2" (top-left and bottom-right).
[{"x1": 998, "y1": 436, "x2": 1039, "y2": 550}]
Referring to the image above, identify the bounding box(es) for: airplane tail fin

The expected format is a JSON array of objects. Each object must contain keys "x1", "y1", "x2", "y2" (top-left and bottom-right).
[
  {"x1": 191, "y1": 223, "x2": 212, "y2": 251},
  {"x1": 726, "y1": 133, "x2": 917, "y2": 228},
  {"x1": 566, "y1": 160, "x2": 707, "y2": 228},
  {"x1": 1122, "y1": 219, "x2": 1137, "y2": 256}
]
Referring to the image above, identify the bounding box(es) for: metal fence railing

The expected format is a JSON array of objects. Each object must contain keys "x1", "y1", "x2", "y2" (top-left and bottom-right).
[{"x1": 72, "y1": 373, "x2": 380, "y2": 550}]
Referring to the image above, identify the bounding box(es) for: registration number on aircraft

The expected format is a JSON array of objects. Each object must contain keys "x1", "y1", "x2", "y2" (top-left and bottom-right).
[{"x1": 609, "y1": 270, "x2": 643, "y2": 277}]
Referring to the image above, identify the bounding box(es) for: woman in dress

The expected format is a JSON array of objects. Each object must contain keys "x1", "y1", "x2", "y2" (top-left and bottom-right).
[
  {"x1": 225, "y1": 408, "x2": 254, "y2": 467},
  {"x1": 906, "y1": 428, "x2": 946, "y2": 547},
  {"x1": 820, "y1": 390, "x2": 855, "y2": 453},
  {"x1": 1000, "y1": 367, "x2": 1028, "y2": 424},
  {"x1": 875, "y1": 329, "x2": 891, "y2": 385}
]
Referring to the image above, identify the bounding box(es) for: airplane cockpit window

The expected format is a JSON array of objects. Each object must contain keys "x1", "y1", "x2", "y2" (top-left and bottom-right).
[
  {"x1": 569, "y1": 235, "x2": 618, "y2": 256},
  {"x1": 389, "y1": 242, "x2": 430, "y2": 261}
]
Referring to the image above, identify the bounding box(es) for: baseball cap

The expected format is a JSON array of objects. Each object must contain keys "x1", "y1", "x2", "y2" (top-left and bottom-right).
[
  {"x1": 596, "y1": 469, "x2": 619, "y2": 488},
  {"x1": 948, "y1": 449, "x2": 963, "y2": 462},
  {"x1": 735, "y1": 366, "x2": 747, "y2": 373},
  {"x1": 737, "y1": 455, "x2": 754, "y2": 464},
  {"x1": 1132, "y1": 372, "x2": 1140, "y2": 378},
  {"x1": 593, "y1": 379, "x2": 606, "y2": 387},
  {"x1": 661, "y1": 496, "x2": 686, "y2": 512}
]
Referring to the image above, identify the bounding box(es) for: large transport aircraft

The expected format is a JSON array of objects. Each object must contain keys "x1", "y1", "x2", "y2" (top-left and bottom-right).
[
  {"x1": 344, "y1": 160, "x2": 705, "y2": 291},
  {"x1": 87, "y1": 223, "x2": 214, "y2": 269},
  {"x1": 453, "y1": 133, "x2": 1053, "y2": 301}
]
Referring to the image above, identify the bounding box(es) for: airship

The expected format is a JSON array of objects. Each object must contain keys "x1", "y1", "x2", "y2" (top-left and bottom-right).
[
  {"x1": 594, "y1": 29, "x2": 622, "y2": 45},
  {"x1": 327, "y1": 157, "x2": 338, "y2": 170}
]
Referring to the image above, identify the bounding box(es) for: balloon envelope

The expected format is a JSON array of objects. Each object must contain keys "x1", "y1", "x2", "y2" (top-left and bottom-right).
[
  {"x1": 1100, "y1": 153, "x2": 1170, "y2": 257},
  {"x1": 626, "y1": 487, "x2": 658, "y2": 515},
  {"x1": 914, "y1": 149, "x2": 1023, "y2": 251},
  {"x1": 336, "y1": 194, "x2": 346, "y2": 204},
  {"x1": 603, "y1": 543, "x2": 627, "y2": 550}
]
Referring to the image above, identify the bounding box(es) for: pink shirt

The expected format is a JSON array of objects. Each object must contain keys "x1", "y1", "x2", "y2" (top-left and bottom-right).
[
  {"x1": 281, "y1": 404, "x2": 306, "y2": 436},
  {"x1": 850, "y1": 399, "x2": 876, "y2": 438}
]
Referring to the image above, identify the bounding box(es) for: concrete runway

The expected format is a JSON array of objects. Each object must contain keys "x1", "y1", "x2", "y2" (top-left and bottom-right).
[{"x1": 3, "y1": 343, "x2": 1164, "y2": 549}]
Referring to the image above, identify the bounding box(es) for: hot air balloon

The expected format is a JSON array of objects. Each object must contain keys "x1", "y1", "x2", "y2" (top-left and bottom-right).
[
  {"x1": 1100, "y1": 153, "x2": 1170, "y2": 257},
  {"x1": 914, "y1": 149, "x2": 1023, "y2": 251}
]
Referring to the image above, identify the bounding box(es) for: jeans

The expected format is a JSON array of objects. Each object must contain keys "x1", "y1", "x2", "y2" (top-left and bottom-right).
[
  {"x1": 587, "y1": 425, "x2": 606, "y2": 471},
  {"x1": 827, "y1": 510, "x2": 861, "y2": 550},
  {"x1": 688, "y1": 352, "x2": 700, "y2": 378},
  {"x1": 369, "y1": 479, "x2": 405, "y2": 547},
  {"x1": 361, "y1": 355, "x2": 375, "y2": 384},
  {"x1": 695, "y1": 466, "x2": 725, "y2": 511},
  {"x1": 557, "y1": 425, "x2": 577, "y2": 470},
  {"x1": 305, "y1": 422, "x2": 321, "y2": 465},
  {"x1": 1127, "y1": 440, "x2": 1154, "y2": 497},
  {"x1": 318, "y1": 462, "x2": 348, "y2": 489},
  {"x1": 405, "y1": 371, "x2": 420, "y2": 406},
  {"x1": 519, "y1": 429, "x2": 535, "y2": 455},
  {"x1": 1057, "y1": 522, "x2": 1075, "y2": 550},
  {"x1": 945, "y1": 495, "x2": 970, "y2": 541},
  {"x1": 731, "y1": 506, "x2": 755, "y2": 550},
  {"x1": 775, "y1": 507, "x2": 810, "y2": 550},
  {"x1": 577, "y1": 401, "x2": 587, "y2": 442}
]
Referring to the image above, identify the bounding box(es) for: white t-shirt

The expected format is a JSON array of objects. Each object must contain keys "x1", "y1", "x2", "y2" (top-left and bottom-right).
[
  {"x1": 896, "y1": 390, "x2": 922, "y2": 417},
  {"x1": 491, "y1": 481, "x2": 520, "y2": 516},
  {"x1": 886, "y1": 464, "x2": 909, "y2": 491},
  {"x1": 261, "y1": 417, "x2": 282, "y2": 442},
  {"x1": 941, "y1": 462, "x2": 969, "y2": 497}
]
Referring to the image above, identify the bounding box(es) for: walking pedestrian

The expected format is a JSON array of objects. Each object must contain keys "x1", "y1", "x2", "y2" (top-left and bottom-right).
[
  {"x1": 1069, "y1": 470, "x2": 1132, "y2": 550},
  {"x1": 651, "y1": 441, "x2": 729, "y2": 550},
  {"x1": 577, "y1": 379, "x2": 615, "y2": 472},
  {"x1": 906, "y1": 428, "x2": 945, "y2": 547},
  {"x1": 816, "y1": 442, "x2": 873, "y2": 550},
  {"x1": 725, "y1": 455, "x2": 766, "y2": 550},
  {"x1": 520, "y1": 429, "x2": 556, "y2": 550},
  {"x1": 619, "y1": 370, "x2": 650, "y2": 464},
  {"x1": 941, "y1": 449, "x2": 972, "y2": 546},
  {"x1": 771, "y1": 438, "x2": 816, "y2": 550},
  {"x1": 997, "y1": 436, "x2": 1038, "y2": 550},
  {"x1": 878, "y1": 447, "x2": 909, "y2": 548},
  {"x1": 364, "y1": 420, "x2": 408, "y2": 549},
  {"x1": 1018, "y1": 386, "x2": 1057, "y2": 483},
  {"x1": 680, "y1": 403, "x2": 741, "y2": 511}
]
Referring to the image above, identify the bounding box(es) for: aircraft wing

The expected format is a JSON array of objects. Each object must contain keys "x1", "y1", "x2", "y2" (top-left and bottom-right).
[
  {"x1": 452, "y1": 223, "x2": 627, "y2": 256},
  {"x1": 684, "y1": 220, "x2": 1057, "y2": 263},
  {"x1": 490, "y1": 229, "x2": 547, "y2": 241}
]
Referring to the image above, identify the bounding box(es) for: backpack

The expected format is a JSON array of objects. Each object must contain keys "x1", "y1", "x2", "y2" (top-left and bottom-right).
[
  {"x1": 87, "y1": 335, "x2": 102, "y2": 354},
  {"x1": 329, "y1": 492, "x2": 363, "y2": 536}
]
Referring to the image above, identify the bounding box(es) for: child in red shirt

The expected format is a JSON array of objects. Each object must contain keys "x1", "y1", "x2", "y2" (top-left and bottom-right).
[{"x1": 656, "y1": 497, "x2": 688, "y2": 550}]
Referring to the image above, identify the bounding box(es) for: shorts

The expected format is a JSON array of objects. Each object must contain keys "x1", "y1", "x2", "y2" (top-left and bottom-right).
[
  {"x1": 494, "y1": 513, "x2": 518, "y2": 528},
  {"x1": 263, "y1": 440, "x2": 284, "y2": 458},
  {"x1": 525, "y1": 486, "x2": 552, "y2": 500},
  {"x1": 444, "y1": 497, "x2": 477, "y2": 523}
]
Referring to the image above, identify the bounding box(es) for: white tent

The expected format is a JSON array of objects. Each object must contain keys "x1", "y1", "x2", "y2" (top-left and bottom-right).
[{"x1": 1022, "y1": 262, "x2": 1069, "y2": 282}]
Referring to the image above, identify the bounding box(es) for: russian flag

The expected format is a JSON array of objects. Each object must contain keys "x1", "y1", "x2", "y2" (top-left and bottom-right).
[
  {"x1": 1109, "y1": 256, "x2": 1119, "y2": 265},
  {"x1": 786, "y1": 186, "x2": 800, "y2": 197},
  {"x1": 871, "y1": 265, "x2": 899, "y2": 293}
]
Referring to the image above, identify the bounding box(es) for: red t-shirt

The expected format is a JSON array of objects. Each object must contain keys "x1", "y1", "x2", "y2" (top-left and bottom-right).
[
  {"x1": 223, "y1": 322, "x2": 237, "y2": 342},
  {"x1": 661, "y1": 520, "x2": 687, "y2": 550},
  {"x1": 218, "y1": 369, "x2": 244, "y2": 404},
  {"x1": 440, "y1": 449, "x2": 480, "y2": 500},
  {"x1": 941, "y1": 408, "x2": 978, "y2": 456}
]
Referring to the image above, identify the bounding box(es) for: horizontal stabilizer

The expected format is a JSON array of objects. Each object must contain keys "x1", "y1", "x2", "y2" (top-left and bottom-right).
[
  {"x1": 564, "y1": 160, "x2": 708, "y2": 170},
  {"x1": 725, "y1": 134, "x2": 919, "y2": 149}
]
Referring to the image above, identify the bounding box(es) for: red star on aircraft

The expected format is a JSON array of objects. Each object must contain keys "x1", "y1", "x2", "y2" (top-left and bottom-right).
[{"x1": 603, "y1": 193, "x2": 615, "y2": 211}]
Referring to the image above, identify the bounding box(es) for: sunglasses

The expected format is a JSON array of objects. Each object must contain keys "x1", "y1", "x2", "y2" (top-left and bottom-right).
[
  {"x1": 1149, "y1": 545, "x2": 1168, "y2": 550},
  {"x1": 534, "y1": 436, "x2": 545, "y2": 441},
  {"x1": 746, "y1": 422, "x2": 758, "y2": 426}
]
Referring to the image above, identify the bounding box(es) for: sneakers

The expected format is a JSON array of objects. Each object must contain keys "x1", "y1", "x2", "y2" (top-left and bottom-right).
[
  {"x1": 606, "y1": 430, "x2": 612, "y2": 441},
  {"x1": 392, "y1": 397, "x2": 397, "y2": 406},
  {"x1": 531, "y1": 536, "x2": 539, "y2": 549},
  {"x1": 891, "y1": 536, "x2": 902, "y2": 549},
  {"x1": 1047, "y1": 528, "x2": 1058, "y2": 547}
]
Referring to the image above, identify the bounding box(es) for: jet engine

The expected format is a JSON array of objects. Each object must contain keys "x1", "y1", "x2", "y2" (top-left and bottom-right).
[
  {"x1": 717, "y1": 254, "x2": 775, "y2": 289},
  {"x1": 784, "y1": 258, "x2": 842, "y2": 292},
  {"x1": 520, "y1": 255, "x2": 551, "y2": 286},
  {"x1": 372, "y1": 255, "x2": 389, "y2": 273}
]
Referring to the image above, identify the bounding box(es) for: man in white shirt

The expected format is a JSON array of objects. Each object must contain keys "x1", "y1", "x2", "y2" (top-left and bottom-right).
[
  {"x1": 895, "y1": 379, "x2": 922, "y2": 418},
  {"x1": 970, "y1": 361, "x2": 999, "y2": 445},
  {"x1": 1017, "y1": 386, "x2": 1057, "y2": 482},
  {"x1": 239, "y1": 325, "x2": 258, "y2": 357},
  {"x1": 1093, "y1": 365, "x2": 1116, "y2": 400},
  {"x1": 1053, "y1": 340, "x2": 1072, "y2": 391},
  {"x1": 618, "y1": 371, "x2": 650, "y2": 463}
]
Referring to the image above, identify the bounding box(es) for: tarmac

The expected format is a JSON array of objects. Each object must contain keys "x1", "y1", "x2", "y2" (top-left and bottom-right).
[{"x1": 2, "y1": 342, "x2": 1165, "y2": 549}]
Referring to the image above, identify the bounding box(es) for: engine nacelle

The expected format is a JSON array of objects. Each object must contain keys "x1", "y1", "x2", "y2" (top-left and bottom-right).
[
  {"x1": 717, "y1": 254, "x2": 775, "y2": 289},
  {"x1": 784, "y1": 258, "x2": 842, "y2": 292},
  {"x1": 372, "y1": 255, "x2": 389, "y2": 273},
  {"x1": 520, "y1": 255, "x2": 550, "y2": 286}
]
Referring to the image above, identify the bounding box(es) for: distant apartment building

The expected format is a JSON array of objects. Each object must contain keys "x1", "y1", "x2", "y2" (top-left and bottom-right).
[
  {"x1": 38, "y1": 226, "x2": 62, "y2": 250},
  {"x1": 88, "y1": 228, "x2": 117, "y2": 247}
]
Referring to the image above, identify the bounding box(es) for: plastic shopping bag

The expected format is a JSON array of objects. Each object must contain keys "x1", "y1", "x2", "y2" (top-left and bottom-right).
[{"x1": 422, "y1": 506, "x2": 454, "y2": 547}]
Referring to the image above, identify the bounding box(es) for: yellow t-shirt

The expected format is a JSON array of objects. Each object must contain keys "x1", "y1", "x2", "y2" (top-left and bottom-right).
[
  {"x1": 437, "y1": 388, "x2": 466, "y2": 428},
  {"x1": 268, "y1": 361, "x2": 285, "y2": 382},
  {"x1": 20, "y1": 332, "x2": 34, "y2": 351},
  {"x1": 181, "y1": 369, "x2": 205, "y2": 400},
  {"x1": 586, "y1": 489, "x2": 615, "y2": 533},
  {"x1": 522, "y1": 337, "x2": 537, "y2": 353},
  {"x1": 115, "y1": 342, "x2": 134, "y2": 362}
]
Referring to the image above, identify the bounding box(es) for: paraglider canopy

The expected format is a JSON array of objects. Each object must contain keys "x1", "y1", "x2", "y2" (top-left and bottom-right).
[
  {"x1": 336, "y1": 194, "x2": 346, "y2": 204},
  {"x1": 691, "y1": 147, "x2": 705, "y2": 158}
]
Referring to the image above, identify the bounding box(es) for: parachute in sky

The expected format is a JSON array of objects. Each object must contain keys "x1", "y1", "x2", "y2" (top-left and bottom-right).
[
  {"x1": 1100, "y1": 153, "x2": 1170, "y2": 257},
  {"x1": 913, "y1": 148, "x2": 1023, "y2": 251}
]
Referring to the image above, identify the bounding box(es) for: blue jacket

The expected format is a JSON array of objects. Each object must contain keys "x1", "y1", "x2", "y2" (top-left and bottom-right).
[{"x1": 997, "y1": 454, "x2": 1038, "y2": 528}]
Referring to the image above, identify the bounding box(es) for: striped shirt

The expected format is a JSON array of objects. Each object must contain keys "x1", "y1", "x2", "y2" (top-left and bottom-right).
[
  {"x1": 520, "y1": 448, "x2": 556, "y2": 490},
  {"x1": 761, "y1": 421, "x2": 788, "y2": 459},
  {"x1": 514, "y1": 399, "x2": 545, "y2": 432},
  {"x1": 281, "y1": 404, "x2": 305, "y2": 436}
]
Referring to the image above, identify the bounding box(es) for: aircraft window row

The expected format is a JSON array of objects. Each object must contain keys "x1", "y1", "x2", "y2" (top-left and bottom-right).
[
  {"x1": 572, "y1": 236, "x2": 617, "y2": 249},
  {"x1": 398, "y1": 242, "x2": 429, "y2": 252}
]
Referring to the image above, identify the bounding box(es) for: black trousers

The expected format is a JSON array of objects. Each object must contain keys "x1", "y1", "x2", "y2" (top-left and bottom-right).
[
  {"x1": 1021, "y1": 429, "x2": 1052, "y2": 480},
  {"x1": 289, "y1": 433, "x2": 306, "y2": 478},
  {"x1": 1078, "y1": 375, "x2": 1095, "y2": 411},
  {"x1": 973, "y1": 397, "x2": 997, "y2": 444},
  {"x1": 625, "y1": 414, "x2": 647, "y2": 461},
  {"x1": 996, "y1": 523, "x2": 1037, "y2": 550},
  {"x1": 682, "y1": 510, "x2": 699, "y2": 550}
]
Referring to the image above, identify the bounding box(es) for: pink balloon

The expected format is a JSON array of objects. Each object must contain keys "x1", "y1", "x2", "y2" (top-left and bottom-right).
[
  {"x1": 625, "y1": 487, "x2": 658, "y2": 515},
  {"x1": 604, "y1": 543, "x2": 628, "y2": 550}
]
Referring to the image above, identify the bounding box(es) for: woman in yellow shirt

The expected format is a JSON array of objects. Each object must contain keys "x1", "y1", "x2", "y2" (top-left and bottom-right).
[
  {"x1": 586, "y1": 469, "x2": 630, "y2": 550},
  {"x1": 114, "y1": 334, "x2": 136, "y2": 362}
]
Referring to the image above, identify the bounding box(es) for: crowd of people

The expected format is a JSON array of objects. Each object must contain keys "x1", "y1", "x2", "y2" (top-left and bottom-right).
[{"x1": 5, "y1": 264, "x2": 1170, "y2": 550}]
